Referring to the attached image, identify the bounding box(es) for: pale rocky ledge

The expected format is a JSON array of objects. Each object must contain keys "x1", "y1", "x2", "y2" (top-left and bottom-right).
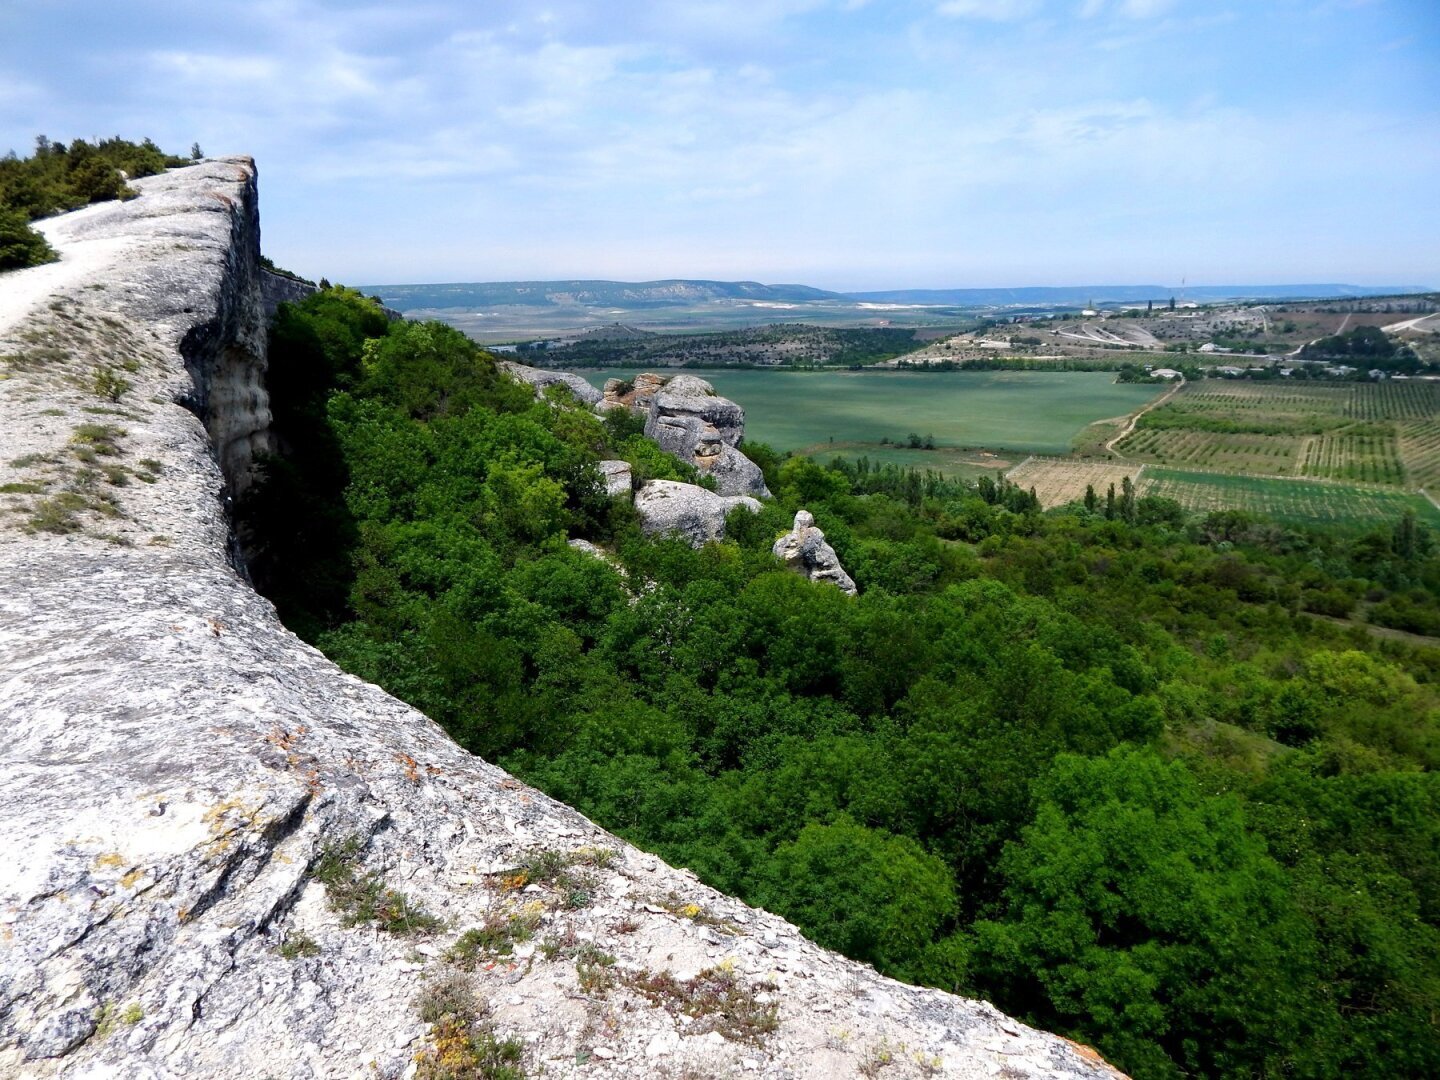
[{"x1": 0, "y1": 160, "x2": 1121, "y2": 1079}]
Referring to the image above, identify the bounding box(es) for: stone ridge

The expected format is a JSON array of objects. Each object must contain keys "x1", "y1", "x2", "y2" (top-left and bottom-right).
[{"x1": 0, "y1": 163, "x2": 1123, "y2": 1079}]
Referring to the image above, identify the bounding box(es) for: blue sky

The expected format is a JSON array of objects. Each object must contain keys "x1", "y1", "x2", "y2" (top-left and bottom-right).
[{"x1": 2, "y1": 0, "x2": 1436, "y2": 289}]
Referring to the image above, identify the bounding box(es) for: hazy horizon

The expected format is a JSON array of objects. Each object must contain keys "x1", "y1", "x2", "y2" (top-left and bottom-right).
[
  {"x1": 4, "y1": 0, "x2": 1437, "y2": 289},
  {"x1": 351, "y1": 275, "x2": 1437, "y2": 293}
]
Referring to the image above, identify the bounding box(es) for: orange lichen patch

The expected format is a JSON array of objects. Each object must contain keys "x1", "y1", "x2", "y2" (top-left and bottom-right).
[
  {"x1": 396, "y1": 753, "x2": 421, "y2": 783},
  {"x1": 93, "y1": 852, "x2": 125, "y2": 870},
  {"x1": 1061, "y1": 1037, "x2": 1127, "y2": 1076},
  {"x1": 498, "y1": 872, "x2": 529, "y2": 893},
  {"x1": 120, "y1": 869, "x2": 146, "y2": 889}
]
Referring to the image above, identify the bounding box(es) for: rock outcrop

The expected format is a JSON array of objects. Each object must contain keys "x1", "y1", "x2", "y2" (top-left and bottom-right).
[
  {"x1": 259, "y1": 267, "x2": 318, "y2": 318},
  {"x1": 773, "y1": 510, "x2": 858, "y2": 595},
  {"x1": 500, "y1": 360, "x2": 604, "y2": 408},
  {"x1": 0, "y1": 161, "x2": 1119, "y2": 1080},
  {"x1": 633, "y1": 479, "x2": 762, "y2": 546},
  {"x1": 605, "y1": 372, "x2": 771, "y2": 498}
]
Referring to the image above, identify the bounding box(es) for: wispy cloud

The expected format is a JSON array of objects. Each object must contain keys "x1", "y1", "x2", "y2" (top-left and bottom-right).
[
  {"x1": 937, "y1": 0, "x2": 1042, "y2": 19},
  {"x1": 0, "y1": 0, "x2": 1434, "y2": 286}
]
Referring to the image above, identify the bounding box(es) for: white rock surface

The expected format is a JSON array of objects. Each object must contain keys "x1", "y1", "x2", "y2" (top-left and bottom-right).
[
  {"x1": 0, "y1": 162, "x2": 1121, "y2": 1080},
  {"x1": 499, "y1": 361, "x2": 604, "y2": 408},
  {"x1": 597, "y1": 459, "x2": 632, "y2": 498},
  {"x1": 773, "y1": 510, "x2": 858, "y2": 594},
  {"x1": 634, "y1": 480, "x2": 763, "y2": 546}
]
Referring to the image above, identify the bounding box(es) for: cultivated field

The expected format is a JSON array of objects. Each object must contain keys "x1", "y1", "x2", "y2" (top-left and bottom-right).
[
  {"x1": 1399, "y1": 420, "x2": 1440, "y2": 492},
  {"x1": 1118, "y1": 429, "x2": 1304, "y2": 474},
  {"x1": 581, "y1": 368, "x2": 1163, "y2": 455},
  {"x1": 1115, "y1": 380, "x2": 1440, "y2": 489},
  {"x1": 1006, "y1": 458, "x2": 1144, "y2": 508},
  {"x1": 1138, "y1": 468, "x2": 1440, "y2": 529}
]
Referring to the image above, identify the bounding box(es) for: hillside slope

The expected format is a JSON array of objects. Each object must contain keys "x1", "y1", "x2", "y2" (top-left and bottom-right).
[{"x1": 0, "y1": 162, "x2": 1118, "y2": 1079}]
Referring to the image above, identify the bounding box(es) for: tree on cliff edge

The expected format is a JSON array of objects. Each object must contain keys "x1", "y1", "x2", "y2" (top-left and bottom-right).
[{"x1": 0, "y1": 205, "x2": 55, "y2": 270}]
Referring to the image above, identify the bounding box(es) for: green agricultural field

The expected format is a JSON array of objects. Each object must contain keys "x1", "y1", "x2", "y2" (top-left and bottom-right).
[
  {"x1": 580, "y1": 368, "x2": 1162, "y2": 456},
  {"x1": 1139, "y1": 467, "x2": 1440, "y2": 529}
]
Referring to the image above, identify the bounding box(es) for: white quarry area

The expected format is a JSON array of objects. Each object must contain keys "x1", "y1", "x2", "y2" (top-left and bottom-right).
[{"x1": 0, "y1": 161, "x2": 1121, "y2": 1078}]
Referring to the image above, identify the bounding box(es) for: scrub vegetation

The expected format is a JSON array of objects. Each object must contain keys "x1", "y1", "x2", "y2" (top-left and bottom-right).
[
  {"x1": 245, "y1": 288, "x2": 1440, "y2": 1079},
  {"x1": 0, "y1": 134, "x2": 196, "y2": 270}
]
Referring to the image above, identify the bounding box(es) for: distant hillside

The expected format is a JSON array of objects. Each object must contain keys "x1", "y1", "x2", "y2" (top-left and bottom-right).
[
  {"x1": 848, "y1": 284, "x2": 1434, "y2": 306},
  {"x1": 364, "y1": 279, "x2": 844, "y2": 311},
  {"x1": 517, "y1": 323, "x2": 928, "y2": 368}
]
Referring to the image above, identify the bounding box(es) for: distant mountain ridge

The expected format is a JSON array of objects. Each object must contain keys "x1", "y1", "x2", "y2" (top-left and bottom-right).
[
  {"x1": 361, "y1": 278, "x2": 1434, "y2": 313},
  {"x1": 365, "y1": 279, "x2": 843, "y2": 311}
]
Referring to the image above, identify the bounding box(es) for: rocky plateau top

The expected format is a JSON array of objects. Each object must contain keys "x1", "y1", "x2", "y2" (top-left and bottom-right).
[{"x1": 0, "y1": 161, "x2": 1120, "y2": 1079}]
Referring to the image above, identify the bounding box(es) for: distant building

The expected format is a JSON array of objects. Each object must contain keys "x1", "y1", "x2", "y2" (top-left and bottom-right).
[
  {"x1": 1198, "y1": 343, "x2": 1232, "y2": 354},
  {"x1": 1151, "y1": 368, "x2": 1183, "y2": 380},
  {"x1": 1215, "y1": 366, "x2": 1245, "y2": 376}
]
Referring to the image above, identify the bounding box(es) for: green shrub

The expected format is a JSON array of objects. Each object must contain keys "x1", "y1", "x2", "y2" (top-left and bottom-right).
[{"x1": 0, "y1": 206, "x2": 56, "y2": 270}]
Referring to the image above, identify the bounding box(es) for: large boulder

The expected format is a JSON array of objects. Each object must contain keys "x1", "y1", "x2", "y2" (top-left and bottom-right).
[
  {"x1": 772, "y1": 510, "x2": 858, "y2": 594},
  {"x1": 646, "y1": 374, "x2": 745, "y2": 447},
  {"x1": 705, "y1": 443, "x2": 770, "y2": 499},
  {"x1": 500, "y1": 360, "x2": 603, "y2": 408},
  {"x1": 631, "y1": 374, "x2": 769, "y2": 498},
  {"x1": 634, "y1": 480, "x2": 761, "y2": 546}
]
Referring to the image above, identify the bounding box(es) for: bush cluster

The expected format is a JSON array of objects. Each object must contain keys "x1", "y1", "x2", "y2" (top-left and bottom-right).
[{"x1": 0, "y1": 135, "x2": 195, "y2": 270}]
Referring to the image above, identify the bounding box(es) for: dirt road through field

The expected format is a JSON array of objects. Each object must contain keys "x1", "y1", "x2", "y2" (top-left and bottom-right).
[
  {"x1": 1383, "y1": 312, "x2": 1440, "y2": 334},
  {"x1": 1106, "y1": 377, "x2": 1184, "y2": 456}
]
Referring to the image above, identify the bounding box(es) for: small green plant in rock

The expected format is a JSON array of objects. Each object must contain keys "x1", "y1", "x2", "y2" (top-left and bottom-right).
[
  {"x1": 91, "y1": 366, "x2": 132, "y2": 403},
  {"x1": 70, "y1": 423, "x2": 125, "y2": 457},
  {"x1": 29, "y1": 492, "x2": 88, "y2": 533},
  {"x1": 414, "y1": 974, "x2": 526, "y2": 1079},
  {"x1": 279, "y1": 931, "x2": 320, "y2": 959},
  {"x1": 501, "y1": 847, "x2": 616, "y2": 911},
  {"x1": 622, "y1": 965, "x2": 779, "y2": 1045},
  {"x1": 447, "y1": 906, "x2": 543, "y2": 965},
  {"x1": 312, "y1": 837, "x2": 441, "y2": 935}
]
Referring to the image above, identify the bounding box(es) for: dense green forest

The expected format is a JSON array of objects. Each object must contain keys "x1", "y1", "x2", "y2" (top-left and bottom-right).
[
  {"x1": 246, "y1": 288, "x2": 1440, "y2": 1079},
  {"x1": 516, "y1": 323, "x2": 931, "y2": 368},
  {"x1": 0, "y1": 135, "x2": 196, "y2": 269}
]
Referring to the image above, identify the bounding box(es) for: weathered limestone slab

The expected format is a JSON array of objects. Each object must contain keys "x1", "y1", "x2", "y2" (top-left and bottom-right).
[{"x1": 634, "y1": 479, "x2": 762, "y2": 545}]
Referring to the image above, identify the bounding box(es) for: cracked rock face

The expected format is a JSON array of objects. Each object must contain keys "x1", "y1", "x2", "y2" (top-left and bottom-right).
[
  {"x1": 0, "y1": 162, "x2": 1120, "y2": 1080},
  {"x1": 597, "y1": 459, "x2": 632, "y2": 498},
  {"x1": 773, "y1": 510, "x2": 859, "y2": 595}
]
